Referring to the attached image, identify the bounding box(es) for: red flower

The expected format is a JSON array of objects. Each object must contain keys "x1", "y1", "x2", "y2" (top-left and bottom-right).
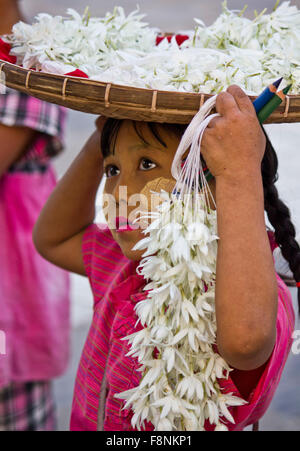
[
  {"x1": 0, "y1": 38, "x2": 17, "y2": 64},
  {"x1": 65, "y1": 69, "x2": 89, "y2": 78},
  {"x1": 156, "y1": 34, "x2": 189, "y2": 47}
]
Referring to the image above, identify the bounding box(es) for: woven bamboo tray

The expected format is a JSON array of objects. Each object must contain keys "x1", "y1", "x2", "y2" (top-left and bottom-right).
[{"x1": 1, "y1": 59, "x2": 299, "y2": 124}]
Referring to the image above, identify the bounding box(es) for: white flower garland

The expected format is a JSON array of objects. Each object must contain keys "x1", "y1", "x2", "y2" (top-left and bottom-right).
[
  {"x1": 115, "y1": 192, "x2": 246, "y2": 431},
  {"x1": 4, "y1": 1, "x2": 300, "y2": 95},
  {"x1": 114, "y1": 96, "x2": 247, "y2": 431}
]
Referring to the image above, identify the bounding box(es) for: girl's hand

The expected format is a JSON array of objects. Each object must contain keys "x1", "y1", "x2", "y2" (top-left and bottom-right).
[
  {"x1": 201, "y1": 85, "x2": 266, "y2": 180},
  {"x1": 95, "y1": 115, "x2": 107, "y2": 133}
]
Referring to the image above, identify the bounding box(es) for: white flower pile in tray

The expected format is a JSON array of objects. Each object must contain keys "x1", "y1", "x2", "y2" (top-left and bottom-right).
[{"x1": 4, "y1": 1, "x2": 300, "y2": 95}]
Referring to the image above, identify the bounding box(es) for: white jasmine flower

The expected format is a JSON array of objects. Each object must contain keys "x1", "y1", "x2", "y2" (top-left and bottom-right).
[
  {"x1": 169, "y1": 235, "x2": 191, "y2": 262},
  {"x1": 205, "y1": 400, "x2": 220, "y2": 425},
  {"x1": 134, "y1": 299, "x2": 153, "y2": 326},
  {"x1": 218, "y1": 398, "x2": 235, "y2": 424},
  {"x1": 139, "y1": 360, "x2": 165, "y2": 388},
  {"x1": 157, "y1": 417, "x2": 173, "y2": 431},
  {"x1": 176, "y1": 375, "x2": 204, "y2": 400}
]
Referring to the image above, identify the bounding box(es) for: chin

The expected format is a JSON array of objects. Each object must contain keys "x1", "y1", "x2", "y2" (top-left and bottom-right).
[
  {"x1": 110, "y1": 228, "x2": 146, "y2": 261},
  {"x1": 121, "y1": 247, "x2": 145, "y2": 261},
  {"x1": 118, "y1": 237, "x2": 146, "y2": 261}
]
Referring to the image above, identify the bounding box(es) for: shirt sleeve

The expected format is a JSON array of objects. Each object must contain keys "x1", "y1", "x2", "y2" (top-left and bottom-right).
[
  {"x1": 219, "y1": 273, "x2": 295, "y2": 430},
  {"x1": 0, "y1": 88, "x2": 66, "y2": 161},
  {"x1": 0, "y1": 88, "x2": 66, "y2": 137}
]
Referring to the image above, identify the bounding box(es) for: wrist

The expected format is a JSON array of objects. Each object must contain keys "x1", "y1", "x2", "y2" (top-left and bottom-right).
[
  {"x1": 215, "y1": 168, "x2": 265, "y2": 213},
  {"x1": 82, "y1": 130, "x2": 103, "y2": 159},
  {"x1": 80, "y1": 131, "x2": 104, "y2": 179},
  {"x1": 215, "y1": 166, "x2": 262, "y2": 188}
]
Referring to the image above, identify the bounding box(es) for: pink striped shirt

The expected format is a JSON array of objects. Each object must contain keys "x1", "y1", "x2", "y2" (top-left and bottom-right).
[{"x1": 70, "y1": 224, "x2": 295, "y2": 431}]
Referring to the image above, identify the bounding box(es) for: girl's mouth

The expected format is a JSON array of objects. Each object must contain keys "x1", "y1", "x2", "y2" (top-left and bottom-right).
[{"x1": 115, "y1": 216, "x2": 138, "y2": 233}]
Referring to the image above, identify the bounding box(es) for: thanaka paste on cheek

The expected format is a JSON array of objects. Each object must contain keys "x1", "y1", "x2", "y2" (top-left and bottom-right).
[{"x1": 138, "y1": 177, "x2": 176, "y2": 227}]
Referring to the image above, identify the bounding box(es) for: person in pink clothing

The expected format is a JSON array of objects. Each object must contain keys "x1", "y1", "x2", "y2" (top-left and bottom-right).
[
  {"x1": 34, "y1": 86, "x2": 298, "y2": 431},
  {"x1": 0, "y1": 0, "x2": 70, "y2": 431}
]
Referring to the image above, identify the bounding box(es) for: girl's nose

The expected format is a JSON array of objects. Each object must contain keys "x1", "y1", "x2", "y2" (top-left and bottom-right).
[
  {"x1": 113, "y1": 175, "x2": 144, "y2": 205},
  {"x1": 113, "y1": 179, "x2": 128, "y2": 206}
]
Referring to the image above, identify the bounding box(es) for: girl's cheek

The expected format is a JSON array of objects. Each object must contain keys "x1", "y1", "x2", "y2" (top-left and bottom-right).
[
  {"x1": 139, "y1": 177, "x2": 176, "y2": 213},
  {"x1": 102, "y1": 190, "x2": 117, "y2": 229}
]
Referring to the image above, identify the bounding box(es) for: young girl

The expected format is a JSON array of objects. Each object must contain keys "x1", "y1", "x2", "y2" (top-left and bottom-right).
[{"x1": 33, "y1": 85, "x2": 297, "y2": 431}]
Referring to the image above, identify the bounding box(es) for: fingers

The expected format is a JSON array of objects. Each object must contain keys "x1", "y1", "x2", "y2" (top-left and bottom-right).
[
  {"x1": 226, "y1": 85, "x2": 256, "y2": 115},
  {"x1": 215, "y1": 90, "x2": 239, "y2": 118},
  {"x1": 207, "y1": 116, "x2": 223, "y2": 128},
  {"x1": 215, "y1": 85, "x2": 256, "y2": 117}
]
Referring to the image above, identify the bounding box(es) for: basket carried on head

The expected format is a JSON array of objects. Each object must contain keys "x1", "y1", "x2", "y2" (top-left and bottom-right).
[
  {"x1": 1, "y1": 1, "x2": 300, "y2": 124},
  {"x1": 1, "y1": 58, "x2": 300, "y2": 124}
]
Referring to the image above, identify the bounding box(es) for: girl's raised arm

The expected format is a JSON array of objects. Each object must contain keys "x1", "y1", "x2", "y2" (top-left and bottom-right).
[
  {"x1": 201, "y1": 86, "x2": 278, "y2": 371},
  {"x1": 33, "y1": 118, "x2": 105, "y2": 276}
]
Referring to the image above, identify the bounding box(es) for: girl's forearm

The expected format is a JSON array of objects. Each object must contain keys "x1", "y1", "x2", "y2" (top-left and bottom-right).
[
  {"x1": 215, "y1": 169, "x2": 278, "y2": 370},
  {"x1": 34, "y1": 130, "x2": 103, "y2": 248}
]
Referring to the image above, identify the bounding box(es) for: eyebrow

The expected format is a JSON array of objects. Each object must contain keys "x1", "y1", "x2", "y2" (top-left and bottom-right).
[
  {"x1": 129, "y1": 142, "x2": 166, "y2": 153},
  {"x1": 104, "y1": 143, "x2": 165, "y2": 159}
]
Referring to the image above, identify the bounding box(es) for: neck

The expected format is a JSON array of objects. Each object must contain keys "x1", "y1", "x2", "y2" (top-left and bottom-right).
[{"x1": 0, "y1": 1, "x2": 22, "y2": 35}]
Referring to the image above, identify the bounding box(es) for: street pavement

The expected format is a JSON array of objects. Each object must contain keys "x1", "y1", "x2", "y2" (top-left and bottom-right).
[{"x1": 19, "y1": 0, "x2": 300, "y2": 431}]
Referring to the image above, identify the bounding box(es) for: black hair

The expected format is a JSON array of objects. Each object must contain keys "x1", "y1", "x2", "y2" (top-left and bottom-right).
[
  {"x1": 101, "y1": 118, "x2": 300, "y2": 314},
  {"x1": 100, "y1": 118, "x2": 187, "y2": 158},
  {"x1": 261, "y1": 127, "x2": 300, "y2": 315}
]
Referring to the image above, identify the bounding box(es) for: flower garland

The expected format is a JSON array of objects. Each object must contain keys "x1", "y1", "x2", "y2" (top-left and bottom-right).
[
  {"x1": 3, "y1": 1, "x2": 300, "y2": 95},
  {"x1": 114, "y1": 96, "x2": 247, "y2": 431},
  {"x1": 115, "y1": 192, "x2": 246, "y2": 431}
]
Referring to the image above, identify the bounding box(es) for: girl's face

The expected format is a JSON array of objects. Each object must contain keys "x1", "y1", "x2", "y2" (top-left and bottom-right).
[{"x1": 103, "y1": 119, "x2": 216, "y2": 261}]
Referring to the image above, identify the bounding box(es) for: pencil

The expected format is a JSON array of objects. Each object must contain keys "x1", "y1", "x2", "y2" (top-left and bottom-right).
[
  {"x1": 253, "y1": 77, "x2": 283, "y2": 113},
  {"x1": 257, "y1": 84, "x2": 292, "y2": 123}
]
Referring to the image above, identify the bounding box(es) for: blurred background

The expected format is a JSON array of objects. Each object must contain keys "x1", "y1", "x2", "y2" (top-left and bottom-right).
[{"x1": 20, "y1": 0, "x2": 300, "y2": 430}]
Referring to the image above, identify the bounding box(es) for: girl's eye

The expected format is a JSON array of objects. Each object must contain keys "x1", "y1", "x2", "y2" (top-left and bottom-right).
[
  {"x1": 104, "y1": 159, "x2": 156, "y2": 178},
  {"x1": 139, "y1": 158, "x2": 157, "y2": 171},
  {"x1": 105, "y1": 165, "x2": 120, "y2": 178}
]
